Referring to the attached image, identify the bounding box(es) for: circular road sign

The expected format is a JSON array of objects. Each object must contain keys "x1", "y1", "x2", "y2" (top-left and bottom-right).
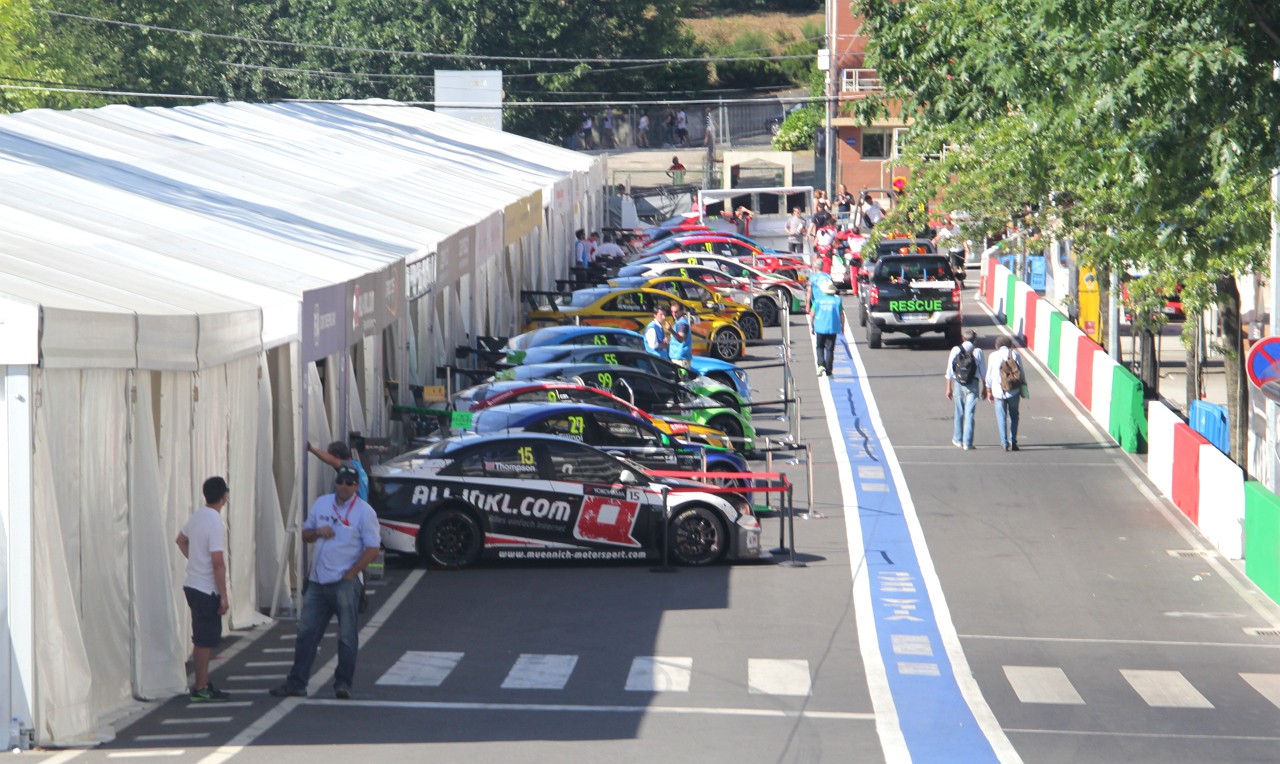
[{"x1": 1247, "y1": 336, "x2": 1280, "y2": 389}]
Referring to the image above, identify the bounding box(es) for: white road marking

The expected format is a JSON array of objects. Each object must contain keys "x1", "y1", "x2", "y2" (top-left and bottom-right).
[
  {"x1": 962, "y1": 633, "x2": 1280, "y2": 649},
  {"x1": 829, "y1": 314, "x2": 1021, "y2": 762},
  {"x1": 221, "y1": 675, "x2": 279, "y2": 682},
  {"x1": 501, "y1": 654, "x2": 579, "y2": 690},
  {"x1": 107, "y1": 752, "x2": 186, "y2": 758},
  {"x1": 134, "y1": 734, "x2": 210, "y2": 742},
  {"x1": 1007, "y1": 728, "x2": 1280, "y2": 742},
  {"x1": 625, "y1": 657, "x2": 693, "y2": 692},
  {"x1": 1240, "y1": 673, "x2": 1280, "y2": 709},
  {"x1": 184, "y1": 702, "x2": 253, "y2": 709},
  {"x1": 376, "y1": 651, "x2": 465, "y2": 687},
  {"x1": 891, "y1": 634, "x2": 933, "y2": 657},
  {"x1": 747, "y1": 659, "x2": 811, "y2": 696},
  {"x1": 279, "y1": 632, "x2": 335, "y2": 640},
  {"x1": 260, "y1": 648, "x2": 293, "y2": 654},
  {"x1": 1003, "y1": 666, "x2": 1084, "y2": 705},
  {"x1": 305, "y1": 698, "x2": 874, "y2": 720},
  {"x1": 897, "y1": 662, "x2": 940, "y2": 677},
  {"x1": 244, "y1": 661, "x2": 292, "y2": 667},
  {"x1": 161, "y1": 717, "x2": 232, "y2": 724},
  {"x1": 1121, "y1": 669, "x2": 1214, "y2": 708},
  {"x1": 196, "y1": 569, "x2": 427, "y2": 764}
]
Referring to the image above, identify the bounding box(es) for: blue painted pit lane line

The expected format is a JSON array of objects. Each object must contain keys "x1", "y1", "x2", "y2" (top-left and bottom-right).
[{"x1": 817, "y1": 321, "x2": 1021, "y2": 764}]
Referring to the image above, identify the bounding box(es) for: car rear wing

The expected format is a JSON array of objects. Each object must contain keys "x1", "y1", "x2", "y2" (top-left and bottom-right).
[{"x1": 521, "y1": 290, "x2": 564, "y2": 312}]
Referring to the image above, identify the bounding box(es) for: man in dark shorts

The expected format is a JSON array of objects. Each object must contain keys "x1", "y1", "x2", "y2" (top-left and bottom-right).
[{"x1": 177, "y1": 476, "x2": 231, "y2": 702}]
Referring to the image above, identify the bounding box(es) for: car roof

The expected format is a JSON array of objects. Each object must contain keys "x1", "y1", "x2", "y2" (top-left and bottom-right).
[{"x1": 478, "y1": 401, "x2": 629, "y2": 419}]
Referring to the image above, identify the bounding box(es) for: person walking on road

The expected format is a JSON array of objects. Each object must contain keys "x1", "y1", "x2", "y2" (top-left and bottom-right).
[
  {"x1": 668, "y1": 301, "x2": 693, "y2": 369},
  {"x1": 945, "y1": 330, "x2": 985, "y2": 450},
  {"x1": 644, "y1": 304, "x2": 669, "y2": 356},
  {"x1": 985, "y1": 336, "x2": 1027, "y2": 451},
  {"x1": 272, "y1": 466, "x2": 381, "y2": 700},
  {"x1": 811, "y1": 279, "x2": 843, "y2": 377},
  {"x1": 637, "y1": 112, "x2": 650, "y2": 148},
  {"x1": 177, "y1": 476, "x2": 231, "y2": 703}
]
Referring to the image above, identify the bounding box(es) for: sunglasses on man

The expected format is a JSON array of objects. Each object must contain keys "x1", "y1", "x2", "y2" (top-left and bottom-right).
[{"x1": 336, "y1": 477, "x2": 359, "y2": 486}]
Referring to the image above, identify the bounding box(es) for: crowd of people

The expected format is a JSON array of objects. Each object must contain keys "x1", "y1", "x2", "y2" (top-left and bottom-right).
[{"x1": 575, "y1": 107, "x2": 718, "y2": 151}]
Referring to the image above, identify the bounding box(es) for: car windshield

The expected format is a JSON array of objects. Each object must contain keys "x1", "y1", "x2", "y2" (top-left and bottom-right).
[
  {"x1": 565, "y1": 289, "x2": 610, "y2": 307},
  {"x1": 472, "y1": 410, "x2": 520, "y2": 433},
  {"x1": 876, "y1": 240, "x2": 936, "y2": 257},
  {"x1": 874, "y1": 257, "x2": 952, "y2": 282}
]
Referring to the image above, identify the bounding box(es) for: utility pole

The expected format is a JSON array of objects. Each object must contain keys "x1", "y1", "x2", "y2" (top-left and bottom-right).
[
  {"x1": 1266, "y1": 64, "x2": 1280, "y2": 492},
  {"x1": 825, "y1": 0, "x2": 836, "y2": 200}
]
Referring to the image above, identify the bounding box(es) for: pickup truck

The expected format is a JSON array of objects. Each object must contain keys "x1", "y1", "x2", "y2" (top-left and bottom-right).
[{"x1": 858, "y1": 254, "x2": 962, "y2": 348}]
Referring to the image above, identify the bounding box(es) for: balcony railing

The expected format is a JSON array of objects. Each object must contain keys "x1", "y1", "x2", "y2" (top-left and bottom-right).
[{"x1": 841, "y1": 69, "x2": 882, "y2": 93}]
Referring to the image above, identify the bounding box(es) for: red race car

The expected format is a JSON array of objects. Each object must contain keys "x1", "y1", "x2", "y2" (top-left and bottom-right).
[{"x1": 649, "y1": 234, "x2": 807, "y2": 281}]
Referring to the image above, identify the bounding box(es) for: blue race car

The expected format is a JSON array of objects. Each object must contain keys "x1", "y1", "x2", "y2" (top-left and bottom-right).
[{"x1": 502, "y1": 327, "x2": 751, "y2": 398}]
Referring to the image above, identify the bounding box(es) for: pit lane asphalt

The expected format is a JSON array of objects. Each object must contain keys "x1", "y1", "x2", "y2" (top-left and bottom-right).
[{"x1": 38, "y1": 279, "x2": 1280, "y2": 764}]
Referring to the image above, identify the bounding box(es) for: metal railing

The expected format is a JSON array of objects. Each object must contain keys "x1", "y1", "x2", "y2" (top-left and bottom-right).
[{"x1": 841, "y1": 69, "x2": 882, "y2": 93}]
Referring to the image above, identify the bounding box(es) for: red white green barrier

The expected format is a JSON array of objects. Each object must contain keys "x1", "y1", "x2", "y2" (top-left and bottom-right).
[{"x1": 982, "y1": 257, "x2": 1280, "y2": 597}]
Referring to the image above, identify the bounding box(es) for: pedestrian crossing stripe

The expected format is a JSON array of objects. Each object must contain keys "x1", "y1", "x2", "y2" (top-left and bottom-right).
[{"x1": 369, "y1": 651, "x2": 1280, "y2": 712}]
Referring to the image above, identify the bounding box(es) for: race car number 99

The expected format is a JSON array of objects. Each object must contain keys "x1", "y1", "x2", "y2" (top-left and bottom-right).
[{"x1": 596, "y1": 372, "x2": 614, "y2": 389}]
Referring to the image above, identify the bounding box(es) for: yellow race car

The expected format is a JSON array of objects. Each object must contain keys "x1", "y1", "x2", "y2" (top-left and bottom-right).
[
  {"x1": 602, "y1": 276, "x2": 764, "y2": 340},
  {"x1": 522, "y1": 286, "x2": 747, "y2": 360}
]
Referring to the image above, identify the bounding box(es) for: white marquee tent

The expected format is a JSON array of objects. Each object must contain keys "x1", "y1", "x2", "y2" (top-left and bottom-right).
[{"x1": 0, "y1": 100, "x2": 602, "y2": 748}]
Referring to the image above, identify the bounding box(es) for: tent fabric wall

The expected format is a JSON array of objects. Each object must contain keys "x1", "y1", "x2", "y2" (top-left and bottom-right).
[{"x1": 127, "y1": 371, "x2": 187, "y2": 700}]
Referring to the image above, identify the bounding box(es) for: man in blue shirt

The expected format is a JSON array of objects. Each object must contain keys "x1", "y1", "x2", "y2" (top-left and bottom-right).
[
  {"x1": 308, "y1": 440, "x2": 369, "y2": 502},
  {"x1": 272, "y1": 466, "x2": 381, "y2": 700},
  {"x1": 668, "y1": 302, "x2": 693, "y2": 368},
  {"x1": 644, "y1": 304, "x2": 669, "y2": 356},
  {"x1": 811, "y1": 279, "x2": 843, "y2": 377}
]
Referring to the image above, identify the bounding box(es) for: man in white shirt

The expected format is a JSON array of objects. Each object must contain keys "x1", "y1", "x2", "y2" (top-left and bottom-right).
[
  {"x1": 945, "y1": 330, "x2": 985, "y2": 450},
  {"x1": 675, "y1": 109, "x2": 689, "y2": 147},
  {"x1": 593, "y1": 235, "x2": 627, "y2": 260},
  {"x1": 177, "y1": 476, "x2": 231, "y2": 702},
  {"x1": 985, "y1": 335, "x2": 1027, "y2": 451}
]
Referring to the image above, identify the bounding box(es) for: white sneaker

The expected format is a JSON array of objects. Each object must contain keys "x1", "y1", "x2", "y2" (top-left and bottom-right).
[
  {"x1": 952, "y1": 439, "x2": 962, "y2": 448},
  {"x1": 817, "y1": 368, "x2": 826, "y2": 377}
]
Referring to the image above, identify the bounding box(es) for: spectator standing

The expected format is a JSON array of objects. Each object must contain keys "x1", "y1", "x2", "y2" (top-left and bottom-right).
[
  {"x1": 637, "y1": 113, "x2": 650, "y2": 148},
  {"x1": 574, "y1": 229, "x2": 590, "y2": 269},
  {"x1": 945, "y1": 330, "x2": 985, "y2": 450},
  {"x1": 594, "y1": 235, "x2": 626, "y2": 261},
  {"x1": 579, "y1": 113, "x2": 594, "y2": 150},
  {"x1": 271, "y1": 466, "x2": 381, "y2": 700},
  {"x1": 985, "y1": 336, "x2": 1027, "y2": 451},
  {"x1": 602, "y1": 110, "x2": 615, "y2": 149},
  {"x1": 668, "y1": 301, "x2": 693, "y2": 369},
  {"x1": 811, "y1": 279, "x2": 843, "y2": 377},
  {"x1": 676, "y1": 108, "x2": 689, "y2": 147},
  {"x1": 862, "y1": 195, "x2": 885, "y2": 230},
  {"x1": 835, "y1": 184, "x2": 854, "y2": 230},
  {"x1": 177, "y1": 476, "x2": 231, "y2": 703},
  {"x1": 785, "y1": 207, "x2": 806, "y2": 254},
  {"x1": 663, "y1": 109, "x2": 676, "y2": 147},
  {"x1": 703, "y1": 107, "x2": 715, "y2": 150},
  {"x1": 667, "y1": 156, "x2": 686, "y2": 185},
  {"x1": 644, "y1": 304, "x2": 669, "y2": 356},
  {"x1": 308, "y1": 440, "x2": 368, "y2": 501}
]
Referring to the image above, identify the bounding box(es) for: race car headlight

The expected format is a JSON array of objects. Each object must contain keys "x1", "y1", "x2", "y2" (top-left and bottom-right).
[{"x1": 732, "y1": 369, "x2": 749, "y2": 387}]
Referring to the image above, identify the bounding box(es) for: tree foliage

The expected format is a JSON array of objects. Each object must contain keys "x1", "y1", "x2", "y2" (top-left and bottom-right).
[{"x1": 852, "y1": 0, "x2": 1280, "y2": 459}]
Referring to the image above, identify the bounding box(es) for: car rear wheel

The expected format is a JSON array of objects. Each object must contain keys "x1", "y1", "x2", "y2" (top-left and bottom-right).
[
  {"x1": 859, "y1": 304, "x2": 867, "y2": 327},
  {"x1": 736, "y1": 313, "x2": 762, "y2": 341},
  {"x1": 777, "y1": 268, "x2": 798, "y2": 281},
  {"x1": 668, "y1": 505, "x2": 727, "y2": 566},
  {"x1": 419, "y1": 506, "x2": 482, "y2": 568},
  {"x1": 710, "y1": 328, "x2": 743, "y2": 360},
  {"x1": 706, "y1": 414, "x2": 745, "y2": 445},
  {"x1": 753, "y1": 297, "x2": 779, "y2": 327},
  {"x1": 867, "y1": 322, "x2": 882, "y2": 349}
]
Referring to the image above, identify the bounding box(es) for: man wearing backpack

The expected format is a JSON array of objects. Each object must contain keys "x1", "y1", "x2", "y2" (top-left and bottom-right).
[
  {"x1": 985, "y1": 335, "x2": 1027, "y2": 451},
  {"x1": 944, "y1": 330, "x2": 984, "y2": 450}
]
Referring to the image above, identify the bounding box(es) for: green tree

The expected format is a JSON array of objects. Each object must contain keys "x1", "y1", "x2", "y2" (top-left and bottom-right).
[
  {"x1": 853, "y1": 0, "x2": 1280, "y2": 462},
  {"x1": 1, "y1": 0, "x2": 112, "y2": 111}
]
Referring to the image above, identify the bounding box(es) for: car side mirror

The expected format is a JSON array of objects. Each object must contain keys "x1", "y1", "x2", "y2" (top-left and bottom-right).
[{"x1": 619, "y1": 469, "x2": 640, "y2": 485}]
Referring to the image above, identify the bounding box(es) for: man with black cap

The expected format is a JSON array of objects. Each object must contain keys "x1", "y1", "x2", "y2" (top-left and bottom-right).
[
  {"x1": 271, "y1": 465, "x2": 381, "y2": 699},
  {"x1": 177, "y1": 476, "x2": 231, "y2": 702}
]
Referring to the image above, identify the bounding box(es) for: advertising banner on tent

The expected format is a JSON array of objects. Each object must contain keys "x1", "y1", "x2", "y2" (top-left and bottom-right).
[
  {"x1": 301, "y1": 283, "x2": 347, "y2": 363},
  {"x1": 438, "y1": 228, "x2": 476, "y2": 287},
  {"x1": 346, "y1": 261, "x2": 406, "y2": 341},
  {"x1": 406, "y1": 253, "x2": 436, "y2": 301},
  {"x1": 478, "y1": 212, "x2": 502, "y2": 269}
]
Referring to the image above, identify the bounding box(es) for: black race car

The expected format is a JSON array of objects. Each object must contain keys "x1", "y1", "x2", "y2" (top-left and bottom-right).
[{"x1": 371, "y1": 433, "x2": 764, "y2": 568}]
